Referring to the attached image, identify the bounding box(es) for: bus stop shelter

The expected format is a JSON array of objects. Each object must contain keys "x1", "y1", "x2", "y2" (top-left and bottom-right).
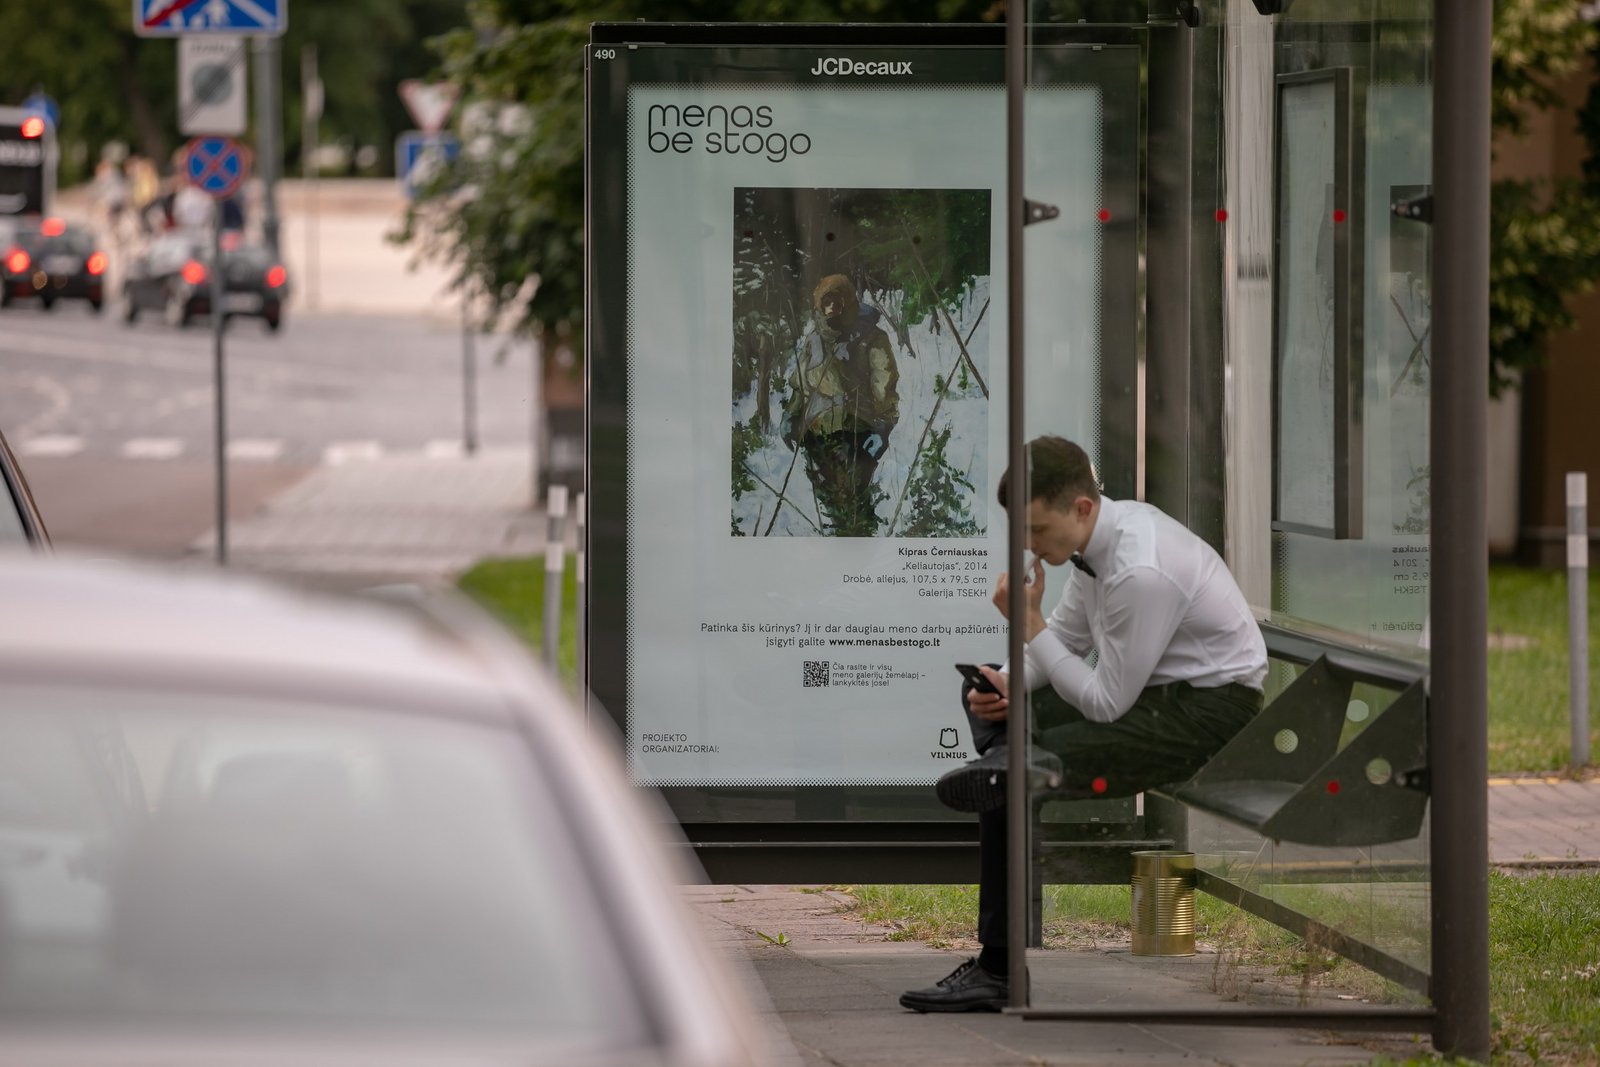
[{"x1": 585, "y1": 2, "x2": 1488, "y2": 1058}]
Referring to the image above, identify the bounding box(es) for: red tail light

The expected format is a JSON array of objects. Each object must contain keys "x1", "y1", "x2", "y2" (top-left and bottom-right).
[
  {"x1": 181, "y1": 260, "x2": 207, "y2": 286},
  {"x1": 4, "y1": 249, "x2": 28, "y2": 274},
  {"x1": 20, "y1": 116, "x2": 45, "y2": 139},
  {"x1": 40, "y1": 217, "x2": 66, "y2": 237},
  {"x1": 265, "y1": 265, "x2": 287, "y2": 288},
  {"x1": 86, "y1": 252, "x2": 108, "y2": 276}
]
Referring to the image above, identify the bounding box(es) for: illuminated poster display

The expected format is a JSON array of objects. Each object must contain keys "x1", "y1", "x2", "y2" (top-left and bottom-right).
[{"x1": 587, "y1": 30, "x2": 1140, "y2": 789}]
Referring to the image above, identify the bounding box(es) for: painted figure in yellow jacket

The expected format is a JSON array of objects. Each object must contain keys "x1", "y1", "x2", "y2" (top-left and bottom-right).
[{"x1": 782, "y1": 274, "x2": 900, "y2": 536}]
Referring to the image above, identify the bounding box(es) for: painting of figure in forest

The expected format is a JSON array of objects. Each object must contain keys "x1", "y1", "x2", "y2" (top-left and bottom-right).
[{"x1": 730, "y1": 186, "x2": 992, "y2": 538}]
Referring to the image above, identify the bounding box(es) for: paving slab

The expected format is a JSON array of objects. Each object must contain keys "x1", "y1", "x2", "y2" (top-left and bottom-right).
[{"x1": 1487, "y1": 777, "x2": 1600, "y2": 865}]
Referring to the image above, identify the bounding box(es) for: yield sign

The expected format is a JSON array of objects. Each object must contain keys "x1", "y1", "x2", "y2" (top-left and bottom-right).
[
  {"x1": 184, "y1": 136, "x2": 250, "y2": 199},
  {"x1": 399, "y1": 80, "x2": 459, "y2": 134}
]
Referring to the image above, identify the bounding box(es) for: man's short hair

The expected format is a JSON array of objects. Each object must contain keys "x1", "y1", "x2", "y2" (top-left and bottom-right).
[{"x1": 996, "y1": 435, "x2": 1101, "y2": 511}]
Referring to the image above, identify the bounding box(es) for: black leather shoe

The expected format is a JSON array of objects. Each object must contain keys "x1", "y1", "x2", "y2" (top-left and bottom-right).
[
  {"x1": 899, "y1": 956, "x2": 1009, "y2": 1013},
  {"x1": 934, "y1": 745, "x2": 1064, "y2": 813}
]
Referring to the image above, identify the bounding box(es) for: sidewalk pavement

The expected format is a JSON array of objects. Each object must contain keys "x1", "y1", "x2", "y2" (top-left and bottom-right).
[
  {"x1": 1487, "y1": 775, "x2": 1600, "y2": 866},
  {"x1": 190, "y1": 446, "x2": 552, "y2": 590},
  {"x1": 689, "y1": 885, "x2": 1412, "y2": 1067}
]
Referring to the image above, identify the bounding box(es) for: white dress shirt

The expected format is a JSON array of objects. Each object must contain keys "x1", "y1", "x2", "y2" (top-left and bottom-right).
[{"x1": 1013, "y1": 496, "x2": 1267, "y2": 723}]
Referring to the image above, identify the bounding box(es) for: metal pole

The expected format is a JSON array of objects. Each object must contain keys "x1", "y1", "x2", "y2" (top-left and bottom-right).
[
  {"x1": 252, "y1": 37, "x2": 281, "y2": 255},
  {"x1": 212, "y1": 200, "x2": 229, "y2": 565},
  {"x1": 463, "y1": 289, "x2": 479, "y2": 455},
  {"x1": 1430, "y1": 1, "x2": 1491, "y2": 1059},
  {"x1": 543, "y1": 484, "x2": 569, "y2": 671},
  {"x1": 1004, "y1": 0, "x2": 1031, "y2": 1010},
  {"x1": 1569, "y1": 472, "x2": 1590, "y2": 768},
  {"x1": 301, "y1": 45, "x2": 319, "y2": 310}
]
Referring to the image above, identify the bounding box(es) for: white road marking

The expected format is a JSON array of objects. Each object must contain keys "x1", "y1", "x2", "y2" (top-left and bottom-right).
[
  {"x1": 120, "y1": 437, "x2": 184, "y2": 459},
  {"x1": 227, "y1": 438, "x2": 286, "y2": 462},
  {"x1": 19, "y1": 434, "x2": 85, "y2": 457},
  {"x1": 324, "y1": 440, "x2": 383, "y2": 465},
  {"x1": 424, "y1": 439, "x2": 466, "y2": 459}
]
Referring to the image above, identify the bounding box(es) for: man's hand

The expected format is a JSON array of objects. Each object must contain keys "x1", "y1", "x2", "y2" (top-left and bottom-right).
[
  {"x1": 967, "y1": 666, "x2": 1010, "y2": 722},
  {"x1": 991, "y1": 556, "x2": 1048, "y2": 640}
]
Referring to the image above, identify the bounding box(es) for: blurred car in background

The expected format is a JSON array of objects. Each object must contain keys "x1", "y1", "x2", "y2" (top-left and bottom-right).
[
  {"x1": 122, "y1": 231, "x2": 289, "y2": 332},
  {"x1": 0, "y1": 216, "x2": 108, "y2": 312},
  {"x1": 0, "y1": 426, "x2": 48, "y2": 548},
  {"x1": 0, "y1": 555, "x2": 767, "y2": 1066}
]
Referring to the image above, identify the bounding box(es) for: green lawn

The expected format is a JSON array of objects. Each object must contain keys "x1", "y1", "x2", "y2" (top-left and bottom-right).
[
  {"x1": 1488, "y1": 566, "x2": 1598, "y2": 775},
  {"x1": 456, "y1": 555, "x2": 580, "y2": 689}
]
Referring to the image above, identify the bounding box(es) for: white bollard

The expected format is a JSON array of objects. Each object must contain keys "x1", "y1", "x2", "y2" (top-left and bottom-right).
[
  {"x1": 1568, "y1": 472, "x2": 1590, "y2": 768},
  {"x1": 575, "y1": 491, "x2": 586, "y2": 699},
  {"x1": 544, "y1": 485, "x2": 568, "y2": 671}
]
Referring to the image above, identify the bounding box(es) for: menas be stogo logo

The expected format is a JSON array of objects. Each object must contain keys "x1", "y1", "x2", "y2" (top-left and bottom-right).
[{"x1": 645, "y1": 103, "x2": 811, "y2": 163}]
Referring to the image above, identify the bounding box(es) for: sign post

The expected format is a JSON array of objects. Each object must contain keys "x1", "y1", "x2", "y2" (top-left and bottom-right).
[
  {"x1": 184, "y1": 135, "x2": 250, "y2": 565},
  {"x1": 396, "y1": 125, "x2": 473, "y2": 457}
]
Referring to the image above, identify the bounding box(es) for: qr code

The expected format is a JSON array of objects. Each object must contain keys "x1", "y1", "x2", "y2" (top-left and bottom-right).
[{"x1": 803, "y1": 660, "x2": 830, "y2": 687}]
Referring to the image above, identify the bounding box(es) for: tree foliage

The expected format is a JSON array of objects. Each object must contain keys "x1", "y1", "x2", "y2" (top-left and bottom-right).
[
  {"x1": 411, "y1": 1, "x2": 1598, "y2": 395},
  {"x1": 1488, "y1": 0, "x2": 1600, "y2": 393},
  {"x1": 0, "y1": 0, "x2": 466, "y2": 184},
  {"x1": 400, "y1": 0, "x2": 1000, "y2": 349}
]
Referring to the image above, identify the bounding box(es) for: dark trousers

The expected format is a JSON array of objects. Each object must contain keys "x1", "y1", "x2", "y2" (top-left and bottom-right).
[
  {"x1": 802, "y1": 430, "x2": 882, "y2": 536},
  {"x1": 962, "y1": 672, "x2": 1262, "y2": 948}
]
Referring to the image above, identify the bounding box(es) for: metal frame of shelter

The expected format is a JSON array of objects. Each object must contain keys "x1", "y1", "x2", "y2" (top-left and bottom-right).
[{"x1": 585, "y1": 4, "x2": 1489, "y2": 1058}]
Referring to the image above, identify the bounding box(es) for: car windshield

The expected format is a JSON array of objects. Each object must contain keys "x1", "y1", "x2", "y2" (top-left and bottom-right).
[
  {"x1": 23, "y1": 230, "x2": 94, "y2": 256},
  {"x1": 0, "y1": 449, "x2": 29, "y2": 544},
  {"x1": 224, "y1": 246, "x2": 273, "y2": 270},
  {"x1": 0, "y1": 686, "x2": 646, "y2": 1050}
]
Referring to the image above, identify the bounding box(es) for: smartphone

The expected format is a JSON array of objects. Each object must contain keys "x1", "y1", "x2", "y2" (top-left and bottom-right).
[{"x1": 955, "y1": 663, "x2": 1000, "y2": 695}]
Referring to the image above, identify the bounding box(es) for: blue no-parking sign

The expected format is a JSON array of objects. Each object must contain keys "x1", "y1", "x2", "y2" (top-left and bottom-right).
[
  {"x1": 184, "y1": 136, "x2": 249, "y2": 199},
  {"x1": 396, "y1": 131, "x2": 460, "y2": 200},
  {"x1": 134, "y1": 0, "x2": 286, "y2": 37},
  {"x1": 21, "y1": 93, "x2": 60, "y2": 131}
]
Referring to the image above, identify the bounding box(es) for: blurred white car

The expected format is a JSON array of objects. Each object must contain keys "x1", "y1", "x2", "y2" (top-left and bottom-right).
[
  {"x1": 0, "y1": 427, "x2": 47, "y2": 548},
  {"x1": 0, "y1": 555, "x2": 766, "y2": 1066}
]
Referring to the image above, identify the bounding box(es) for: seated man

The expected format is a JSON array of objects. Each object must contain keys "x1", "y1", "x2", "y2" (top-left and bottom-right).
[{"x1": 899, "y1": 434, "x2": 1267, "y2": 1013}]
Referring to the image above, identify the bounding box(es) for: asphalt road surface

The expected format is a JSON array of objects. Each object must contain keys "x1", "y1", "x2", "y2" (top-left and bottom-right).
[{"x1": 0, "y1": 303, "x2": 538, "y2": 558}]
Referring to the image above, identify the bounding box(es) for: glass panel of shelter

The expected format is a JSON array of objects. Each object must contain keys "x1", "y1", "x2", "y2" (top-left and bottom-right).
[{"x1": 1017, "y1": 0, "x2": 1433, "y2": 1008}]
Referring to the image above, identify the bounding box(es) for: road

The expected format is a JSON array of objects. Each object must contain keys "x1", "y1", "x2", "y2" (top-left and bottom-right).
[{"x1": 0, "y1": 303, "x2": 539, "y2": 559}]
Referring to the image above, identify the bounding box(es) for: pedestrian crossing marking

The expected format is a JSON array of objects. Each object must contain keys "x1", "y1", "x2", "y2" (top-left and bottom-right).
[
  {"x1": 424, "y1": 439, "x2": 466, "y2": 459},
  {"x1": 227, "y1": 438, "x2": 286, "y2": 462},
  {"x1": 121, "y1": 437, "x2": 185, "y2": 459},
  {"x1": 324, "y1": 440, "x2": 384, "y2": 465},
  {"x1": 19, "y1": 435, "x2": 86, "y2": 457}
]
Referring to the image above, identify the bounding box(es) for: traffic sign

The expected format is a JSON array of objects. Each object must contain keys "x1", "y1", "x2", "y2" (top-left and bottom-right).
[
  {"x1": 21, "y1": 92, "x2": 60, "y2": 131},
  {"x1": 135, "y1": 0, "x2": 286, "y2": 37},
  {"x1": 396, "y1": 131, "x2": 460, "y2": 199},
  {"x1": 179, "y1": 37, "x2": 248, "y2": 135},
  {"x1": 399, "y1": 81, "x2": 459, "y2": 135},
  {"x1": 184, "y1": 136, "x2": 249, "y2": 199}
]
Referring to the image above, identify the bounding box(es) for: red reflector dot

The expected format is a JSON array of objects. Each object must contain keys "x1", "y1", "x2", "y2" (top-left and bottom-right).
[
  {"x1": 1097, "y1": 208, "x2": 1111, "y2": 223},
  {"x1": 1333, "y1": 209, "x2": 1347, "y2": 223},
  {"x1": 1091, "y1": 777, "x2": 1108, "y2": 794},
  {"x1": 1326, "y1": 780, "x2": 1341, "y2": 795},
  {"x1": 1215, "y1": 208, "x2": 1228, "y2": 222}
]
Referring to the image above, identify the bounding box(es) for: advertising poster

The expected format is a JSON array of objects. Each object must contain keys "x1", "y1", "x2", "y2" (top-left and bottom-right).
[{"x1": 589, "y1": 38, "x2": 1140, "y2": 789}]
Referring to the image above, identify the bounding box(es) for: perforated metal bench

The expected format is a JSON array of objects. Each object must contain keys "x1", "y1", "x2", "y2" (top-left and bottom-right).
[{"x1": 1156, "y1": 623, "x2": 1430, "y2": 847}]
